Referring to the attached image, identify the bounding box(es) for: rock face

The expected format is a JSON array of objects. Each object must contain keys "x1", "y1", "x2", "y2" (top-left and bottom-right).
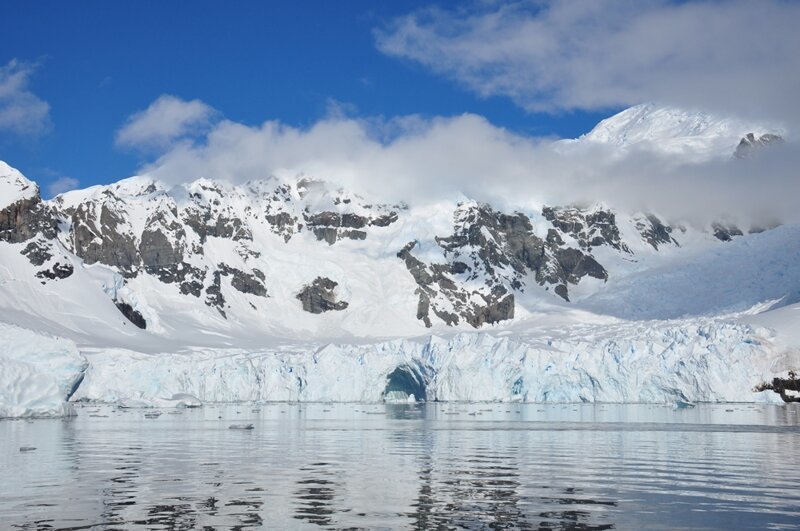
[
  {"x1": 296, "y1": 277, "x2": 349, "y2": 314},
  {"x1": 115, "y1": 301, "x2": 146, "y2": 329},
  {"x1": 734, "y1": 133, "x2": 784, "y2": 159},
  {"x1": 634, "y1": 214, "x2": 677, "y2": 250},
  {"x1": 712, "y1": 222, "x2": 744, "y2": 242},
  {"x1": 543, "y1": 206, "x2": 629, "y2": 253},
  {"x1": 0, "y1": 191, "x2": 57, "y2": 244},
  {"x1": 398, "y1": 203, "x2": 610, "y2": 327}
]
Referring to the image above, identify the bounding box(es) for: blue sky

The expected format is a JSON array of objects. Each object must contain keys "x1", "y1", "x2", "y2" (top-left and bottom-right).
[
  {"x1": 0, "y1": 1, "x2": 610, "y2": 194},
  {"x1": 1, "y1": 1, "x2": 797, "y2": 198}
]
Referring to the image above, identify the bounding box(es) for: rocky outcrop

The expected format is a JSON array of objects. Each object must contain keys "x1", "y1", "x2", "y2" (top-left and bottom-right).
[
  {"x1": 399, "y1": 203, "x2": 609, "y2": 327},
  {"x1": 634, "y1": 214, "x2": 678, "y2": 250},
  {"x1": 35, "y1": 262, "x2": 74, "y2": 281},
  {"x1": 218, "y1": 264, "x2": 267, "y2": 297},
  {"x1": 115, "y1": 301, "x2": 146, "y2": 329},
  {"x1": 70, "y1": 201, "x2": 139, "y2": 275},
  {"x1": 0, "y1": 193, "x2": 57, "y2": 244},
  {"x1": 296, "y1": 277, "x2": 349, "y2": 314},
  {"x1": 712, "y1": 223, "x2": 743, "y2": 242},
  {"x1": 543, "y1": 206, "x2": 629, "y2": 253},
  {"x1": 304, "y1": 210, "x2": 398, "y2": 245},
  {"x1": 734, "y1": 132, "x2": 783, "y2": 159},
  {"x1": 21, "y1": 241, "x2": 53, "y2": 266}
]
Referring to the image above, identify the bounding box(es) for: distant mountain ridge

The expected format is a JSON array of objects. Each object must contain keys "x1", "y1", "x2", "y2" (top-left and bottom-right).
[{"x1": 0, "y1": 103, "x2": 792, "y2": 345}]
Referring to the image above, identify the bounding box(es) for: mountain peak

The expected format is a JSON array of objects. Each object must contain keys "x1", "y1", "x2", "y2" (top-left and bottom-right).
[
  {"x1": 0, "y1": 161, "x2": 39, "y2": 210},
  {"x1": 578, "y1": 103, "x2": 780, "y2": 159}
]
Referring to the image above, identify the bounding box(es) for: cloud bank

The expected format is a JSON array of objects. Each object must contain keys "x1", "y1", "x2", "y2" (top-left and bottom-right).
[
  {"x1": 131, "y1": 96, "x2": 799, "y2": 228},
  {"x1": 0, "y1": 59, "x2": 51, "y2": 137},
  {"x1": 375, "y1": 0, "x2": 800, "y2": 126},
  {"x1": 115, "y1": 94, "x2": 217, "y2": 151}
]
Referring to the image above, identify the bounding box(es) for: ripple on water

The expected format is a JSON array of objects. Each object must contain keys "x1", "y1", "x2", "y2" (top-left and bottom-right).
[{"x1": 1, "y1": 402, "x2": 799, "y2": 530}]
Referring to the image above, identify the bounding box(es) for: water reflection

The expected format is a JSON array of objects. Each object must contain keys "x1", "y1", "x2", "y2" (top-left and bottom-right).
[{"x1": 1, "y1": 403, "x2": 799, "y2": 530}]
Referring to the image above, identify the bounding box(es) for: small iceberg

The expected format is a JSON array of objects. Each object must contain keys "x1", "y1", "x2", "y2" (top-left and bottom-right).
[
  {"x1": 166, "y1": 393, "x2": 203, "y2": 408},
  {"x1": 19, "y1": 446, "x2": 36, "y2": 452},
  {"x1": 673, "y1": 400, "x2": 696, "y2": 409},
  {"x1": 144, "y1": 411, "x2": 162, "y2": 419},
  {"x1": 229, "y1": 423, "x2": 254, "y2": 430}
]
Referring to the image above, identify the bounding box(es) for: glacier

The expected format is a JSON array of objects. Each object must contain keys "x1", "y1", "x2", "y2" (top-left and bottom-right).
[
  {"x1": 0, "y1": 323, "x2": 86, "y2": 418},
  {"x1": 70, "y1": 316, "x2": 790, "y2": 406}
]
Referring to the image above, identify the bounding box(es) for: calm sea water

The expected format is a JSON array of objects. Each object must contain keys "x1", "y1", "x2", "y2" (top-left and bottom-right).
[{"x1": 1, "y1": 403, "x2": 799, "y2": 530}]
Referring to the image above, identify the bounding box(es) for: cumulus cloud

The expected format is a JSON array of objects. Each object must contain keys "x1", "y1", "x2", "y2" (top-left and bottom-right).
[
  {"x1": 375, "y1": 0, "x2": 800, "y2": 126},
  {"x1": 46, "y1": 176, "x2": 79, "y2": 197},
  {"x1": 0, "y1": 59, "x2": 51, "y2": 137},
  {"x1": 137, "y1": 102, "x2": 799, "y2": 228},
  {"x1": 115, "y1": 94, "x2": 217, "y2": 151}
]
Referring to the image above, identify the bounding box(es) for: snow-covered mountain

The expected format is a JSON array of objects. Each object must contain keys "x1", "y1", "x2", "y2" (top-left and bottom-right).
[
  {"x1": 577, "y1": 102, "x2": 784, "y2": 160},
  {"x1": 1, "y1": 104, "x2": 797, "y2": 416}
]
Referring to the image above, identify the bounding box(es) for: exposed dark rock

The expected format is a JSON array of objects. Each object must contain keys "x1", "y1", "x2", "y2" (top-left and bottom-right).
[
  {"x1": 36, "y1": 262, "x2": 74, "y2": 281},
  {"x1": 265, "y1": 212, "x2": 298, "y2": 242},
  {"x1": 304, "y1": 208, "x2": 396, "y2": 244},
  {"x1": 398, "y1": 203, "x2": 610, "y2": 325},
  {"x1": 0, "y1": 193, "x2": 57, "y2": 244},
  {"x1": 205, "y1": 271, "x2": 226, "y2": 317},
  {"x1": 70, "y1": 203, "x2": 139, "y2": 274},
  {"x1": 370, "y1": 212, "x2": 399, "y2": 227},
  {"x1": 734, "y1": 132, "x2": 784, "y2": 159},
  {"x1": 180, "y1": 278, "x2": 204, "y2": 297},
  {"x1": 712, "y1": 222, "x2": 744, "y2": 242},
  {"x1": 341, "y1": 213, "x2": 367, "y2": 229},
  {"x1": 296, "y1": 277, "x2": 349, "y2": 314},
  {"x1": 554, "y1": 247, "x2": 607, "y2": 284},
  {"x1": 140, "y1": 228, "x2": 183, "y2": 268},
  {"x1": 115, "y1": 301, "x2": 146, "y2": 329},
  {"x1": 543, "y1": 206, "x2": 629, "y2": 253},
  {"x1": 466, "y1": 292, "x2": 515, "y2": 327},
  {"x1": 21, "y1": 241, "x2": 53, "y2": 266},
  {"x1": 635, "y1": 214, "x2": 677, "y2": 250},
  {"x1": 218, "y1": 264, "x2": 268, "y2": 297},
  {"x1": 554, "y1": 284, "x2": 569, "y2": 301},
  {"x1": 755, "y1": 371, "x2": 800, "y2": 402},
  {"x1": 312, "y1": 227, "x2": 339, "y2": 245}
]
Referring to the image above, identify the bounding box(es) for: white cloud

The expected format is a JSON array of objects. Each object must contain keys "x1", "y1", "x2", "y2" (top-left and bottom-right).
[
  {"x1": 375, "y1": 0, "x2": 800, "y2": 126},
  {"x1": 0, "y1": 59, "x2": 51, "y2": 137},
  {"x1": 138, "y1": 102, "x2": 800, "y2": 228},
  {"x1": 115, "y1": 94, "x2": 217, "y2": 151},
  {"x1": 45, "y1": 176, "x2": 79, "y2": 197}
]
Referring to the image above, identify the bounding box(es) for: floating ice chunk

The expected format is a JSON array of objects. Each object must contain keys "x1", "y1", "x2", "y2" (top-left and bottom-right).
[
  {"x1": 19, "y1": 446, "x2": 36, "y2": 452},
  {"x1": 229, "y1": 423, "x2": 254, "y2": 430},
  {"x1": 166, "y1": 393, "x2": 203, "y2": 408},
  {"x1": 752, "y1": 390, "x2": 786, "y2": 404}
]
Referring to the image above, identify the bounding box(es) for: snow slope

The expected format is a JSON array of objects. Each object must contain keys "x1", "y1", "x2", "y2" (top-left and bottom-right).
[
  {"x1": 578, "y1": 103, "x2": 781, "y2": 160},
  {"x1": 0, "y1": 161, "x2": 37, "y2": 210},
  {"x1": 583, "y1": 224, "x2": 800, "y2": 320}
]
